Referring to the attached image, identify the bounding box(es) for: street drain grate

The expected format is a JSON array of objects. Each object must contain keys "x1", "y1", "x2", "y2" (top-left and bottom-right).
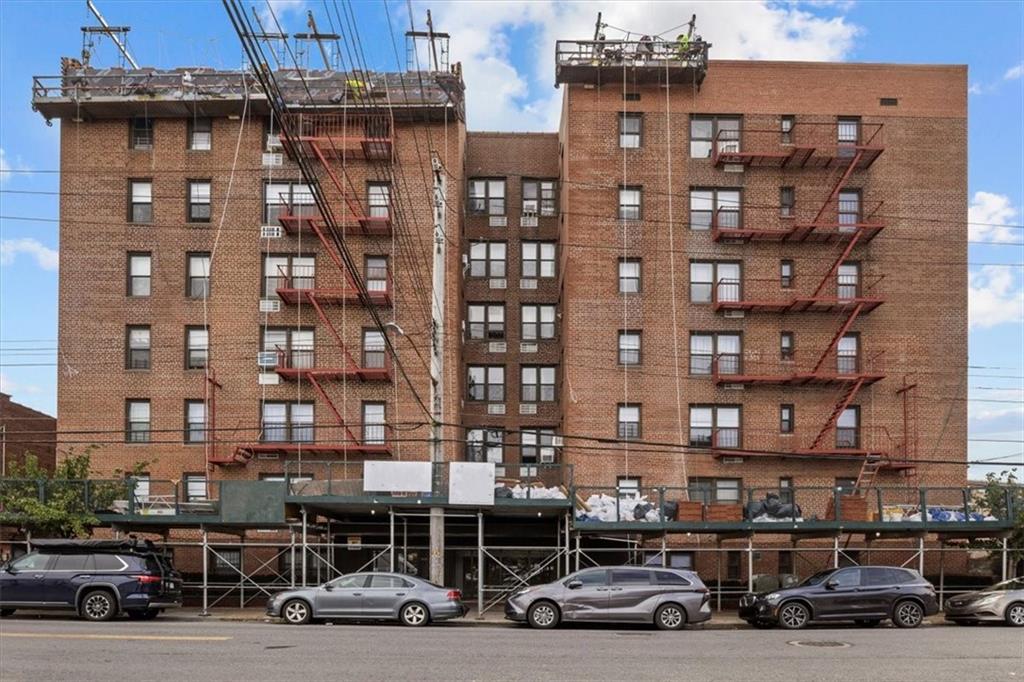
[
  {"x1": 264, "y1": 645, "x2": 296, "y2": 650},
  {"x1": 615, "y1": 632, "x2": 653, "y2": 637},
  {"x1": 787, "y1": 640, "x2": 851, "y2": 649}
]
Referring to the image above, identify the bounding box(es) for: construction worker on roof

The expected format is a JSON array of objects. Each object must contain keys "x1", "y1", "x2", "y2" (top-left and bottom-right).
[{"x1": 676, "y1": 33, "x2": 691, "y2": 60}]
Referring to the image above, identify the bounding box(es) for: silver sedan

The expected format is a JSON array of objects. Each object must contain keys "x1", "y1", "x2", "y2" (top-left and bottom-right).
[
  {"x1": 944, "y1": 577, "x2": 1024, "y2": 626},
  {"x1": 266, "y1": 572, "x2": 468, "y2": 626}
]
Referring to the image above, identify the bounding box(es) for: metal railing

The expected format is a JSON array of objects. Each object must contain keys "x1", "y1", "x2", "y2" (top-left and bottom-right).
[
  {"x1": 0, "y1": 478, "x2": 221, "y2": 518},
  {"x1": 555, "y1": 39, "x2": 710, "y2": 69},
  {"x1": 281, "y1": 113, "x2": 392, "y2": 140},
  {"x1": 711, "y1": 122, "x2": 884, "y2": 162}
]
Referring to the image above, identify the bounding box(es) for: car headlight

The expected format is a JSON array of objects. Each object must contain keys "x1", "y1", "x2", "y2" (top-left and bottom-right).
[
  {"x1": 510, "y1": 590, "x2": 528, "y2": 601},
  {"x1": 765, "y1": 592, "x2": 782, "y2": 604},
  {"x1": 975, "y1": 594, "x2": 1001, "y2": 607}
]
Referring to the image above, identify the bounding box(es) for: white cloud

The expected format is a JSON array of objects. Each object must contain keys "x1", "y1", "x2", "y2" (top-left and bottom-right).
[
  {"x1": 969, "y1": 191, "x2": 1022, "y2": 244},
  {"x1": 0, "y1": 372, "x2": 43, "y2": 397},
  {"x1": 1005, "y1": 63, "x2": 1024, "y2": 80},
  {"x1": 0, "y1": 147, "x2": 29, "y2": 183},
  {"x1": 969, "y1": 266, "x2": 1024, "y2": 329},
  {"x1": 968, "y1": 82, "x2": 984, "y2": 95},
  {"x1": 425, "y1": 1, "x2": 861, "y2": 131},
  {"x1": 259, "y1": 0, "x2": 307, "y2": 31},
  {"x1": 0, "y1": 238, "x2": 59, "y2": 271}
]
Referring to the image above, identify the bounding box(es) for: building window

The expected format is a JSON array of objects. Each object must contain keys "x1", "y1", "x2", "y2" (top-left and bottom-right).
[
  {"x1": 468, "y1": 178, "x2": 506, "y2": 215},
  {"x1": 838, "y1": 190, "x2": 861, "y2": 231},
  {"x1": 366, "y1": 256, "x2": 388, "y2": 293},
  {"x1": 780, "y1": 331, "x2": 795, "y2": 361},
  {"x1": 726, "y1": 551, "x2": 742, "y2": 581},
  {"x1": 778, "y1": 550, "x2": 794, "y2": 575},
  {"x1": 837, "y1": 117, "x2": 860, "y2": 150},
  {"x1": 468, "y1": 304, "x2": 505, "y2": 340},
  {"x1": 522, "y1": 179, "x2": 557, "y2": 216},
  {"x1": 368, "y1": 182, "x2": 391, "y2": 219},
  {"x1": 690, "y1": 261, "x2": 740, "y2": 303},
  {"x1": 126, "y1": 400, "x2": 151, "y2": 443},
  {"x1": 212, "y1": 548, "x2": 241, "y2": 576},
  {"x1": 837, "y1": 333, "x2": 859, "y2": 373},
  {"x1": 780, "y1": 260, "x2": 794, "y2": 289},
  {"x1": 468, "y1": 242, "x2": 506, "y2": 278},
  {"x1": 521, "y1": 366, "x2": 556, "y2": 403},
  {"x1": 780, "y1": 187, "x2": 795, "y2": 218},
  {"x1": 187, "y1": 253, "x2": 211, "y2": 299},
  {"x1": 362, "y1": 329, "x2": 386, "y2": 368},
  {"x1": 617, "y1": 476, "x2": 641, "y2": 496},
  {"x1": 188, "y1": 117, "x2": 212, "y2": 150},
  {"x1": 618, "y1": 404, "x2": 641, "y2": 440},
  {"x1": 836, "y1": 407, "x2": 860, "y2": 448},
  {"x1": 263, "y1": 328, "x2": 314, "y2": 369},
  {"x1": 521, "y1": 427, "x2": 557, "y2": 464},
  {"x1": 186, "y1": 327, "x2": 209, "y2": 369},
  {"x1": 689, "y1": 332, "x2": 741, "y2": 375},
  {"x1": 838, "y1": 263, "x2": 859, "y2": 300},
  {"x1": 187, "y1": 181, "x2": 211, "y2": 223},
  {"x1": 689, "y1": 188, "x2": 740, "y2": 230},
  {"x1": 261, "y1": 402, "x2": 313, "y2": 443},
  {"x1": 780, "y1": 115, "x2": 795, "y2": 144},
  {"x1": 128, "y1": 252, "x2": 151, "y2": 296},
  {"x1": 522, "y1": 241, "x2": 556, "y2": 278},
  {"x1": 618, "y1": 186, "x2": 642, "y2": 220},
  {"x1": 618, "y1": 331, "x2": 641, "y2": 365},
  {"x1": 264, "y1": 181, "x2": 314, "y2": 223},
  {"x1": 132, "y1": 473, "x2": 151, "y2": 502},
  {"x1": 690, "y1": 115, "x2": 740, "y2": 158},
  {"x1": 689, "y1": 405, "x2": 741, "y2": 448},
  {"x1": 466, "y1": 428, "x2": 504, "y2": 463},
  {"x1": 363, "y1": 402, "x2": 386, "y2": 445},
  {"x1": 126, "y1": 326, "x2": 151, "y2": 370},
  {"x1": 618, "y1": 258, "x2": 641, "y2": 293},
  {"x1": 779, "y1": 477, "x2": 794, "y2": 505},
  {"x1": 780, "y1": 405, "x2": 794, "y2": 434},
  {"x1": 130, "y1": 117, "x2": 153, "y2": 149},
  {"x1": 467, "y1": 366, "x2": 504, "y2": 402},
  {"x1": 184, "y1": 474, "x2": 208, "y2": 501},
  {"x1": 691, "y1": 477, "x2": 742, "y2": 505},
  {"x1": 521, "y1": 304, "x2": 556, "y2": 341},
  {"x1": 263, "y1": 254, "x2": 314, "y2": 297},
  {"x1": 619, "y1": 113, "x2": 642, "y2": 148},
  {"x1": 129, "y1": 180, "x2": 153, "y2": 223},
  {"x1": 185, "y1": 400, "x2": 206, "y2": 443}
]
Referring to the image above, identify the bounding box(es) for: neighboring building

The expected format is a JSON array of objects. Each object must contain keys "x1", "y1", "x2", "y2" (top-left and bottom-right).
[{"x1": 0, "y1": 392, "x2": 56, "y2": 473}]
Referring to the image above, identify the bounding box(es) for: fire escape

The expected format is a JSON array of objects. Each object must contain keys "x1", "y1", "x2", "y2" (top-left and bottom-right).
[
  {"x1": 225, "y1": 113, "x2": 397, "y2": 464},
  {"x1": 706, "y1": 121, "x2": 913, "y2": 486}
]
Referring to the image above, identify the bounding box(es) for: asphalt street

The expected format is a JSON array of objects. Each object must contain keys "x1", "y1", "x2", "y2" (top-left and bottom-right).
[{"x1": 1, "y1": 615, "x2": 1022, "y2": 681}]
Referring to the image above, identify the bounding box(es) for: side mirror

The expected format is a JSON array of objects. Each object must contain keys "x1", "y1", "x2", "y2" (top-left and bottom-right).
[
  {"x1": 567, "y1": 579, "x2": 583, "y2": 590},
  {"x1": 825, "y1": 579, "x2": 839, "y2": 590},
  {"x1": 323, "y1": 583, "x2": 334, "y2": 591}
]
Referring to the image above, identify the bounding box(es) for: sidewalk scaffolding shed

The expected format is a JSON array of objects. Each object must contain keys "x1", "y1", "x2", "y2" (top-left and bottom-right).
[{"x1": 1, "y1": 469, "x2": 1017, "y2": 615}]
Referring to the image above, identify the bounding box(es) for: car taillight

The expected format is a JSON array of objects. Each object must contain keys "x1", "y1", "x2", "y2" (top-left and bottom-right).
[
  {"x1": 137, "y1": 574, "x2": 162, "y2": 584},
  {"x1": 446, "y1": 590, "x2": 462, "y2": 601}
]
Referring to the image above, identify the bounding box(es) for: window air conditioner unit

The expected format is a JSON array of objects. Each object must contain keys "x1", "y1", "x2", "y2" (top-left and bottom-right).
[
  {"x1": 520, "y1": 215, "x2": 538, "y2": 228},
  {"x1": 724, "y1": 163, "x2": 744, "y2": 174},
  {"x1": 722, "y1": 383, "x2": 746, "y2": 391},
  {"x1": 489, "y1": 278, "x2": 507, "y2": 290},
  {"x1": 257, "y1": 351, "x2": 279, "y2": 368},
  {"x1": 266, "y1": 134, "x2": 283, "y2": 150},
  {"x1": 723, "y1": 310, "x2": 745, "y2": 319},
  {"x1": 489, "y1": 216, "x2": 508, "y2": 228},
  {"x1": 520, "y1": 342, "x2": 538, "y2": 354},
  {"x1": 519, "y1": 403, "x2": 537, "y2": 415},
  {"x1": 262, "y1": 152, "x2": 283, "y2": 167},
  {"x1": 259, "y1": 298, "x2": 281, "y2": 313},
  {"x1": 520, "y1": 279, "x2": 538, "y2": 290},
  {"x1": 260, "y1": 225, "x2": 283, "y2": 239},
  {"x1": 487, "y1": 403, "x2": 506, "y2": 415},
  {"x1": 551, "y1": 436, "x2": 564, "y2": 447},
  {"x1": 720, "y1": 456, "x2": 745, "y2": 465},
  {"x1": 256, "y1": 452, "x2": 280, "y2": 460},
  {"x1": 257, "y1": 372, "x2": 280, "y2": 385},
  {"x1": 540, "y1": 448, "x2": 555, "y2": 463},
  {"x1": 488, "y1": 341, "x2": 507, "y2": 354}
]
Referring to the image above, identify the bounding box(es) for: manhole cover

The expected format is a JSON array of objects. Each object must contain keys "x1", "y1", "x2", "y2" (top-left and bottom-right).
[{"x1": 787, "y1": 640, "x2": 851, "y2": 649}]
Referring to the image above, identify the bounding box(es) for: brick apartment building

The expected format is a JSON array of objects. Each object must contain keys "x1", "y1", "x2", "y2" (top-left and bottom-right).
[
  {"x1": 0, "y1": 392, "x2": 56, "y2": 473},
  {"x1": 31, "y1": 31, "x2": 970, "y2": 581}
]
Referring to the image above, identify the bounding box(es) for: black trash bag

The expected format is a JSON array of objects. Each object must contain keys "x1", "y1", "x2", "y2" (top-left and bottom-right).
[
  {"x1": 494, "y1": 486, "x2": 514, "y2": 499},
  {"x1": 775, "y1": 502, "x2": 802, "y2": 519},
  {"x1": 633, "y1": 502, "x2": 653, "y2": 520},
  {"x1": 661, "y1": 501, "x2": 679, "y2": 522},
  {"x1": 762, "y1": 492, "x2": 782, "y2": 514},
  {"x1": 745, "y1": 500, "x2": 766, "y2": 519}
]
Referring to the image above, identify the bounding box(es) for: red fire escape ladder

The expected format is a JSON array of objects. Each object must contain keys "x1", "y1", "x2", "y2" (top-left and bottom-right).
[
  {"x1": 808, "y1": 377, "x2": 865, "y2": 451},
  {"x1": 305, "y1": 294, "x2": 360, "y2": 371},
  {"x1": 305, "y1": 373, "x2": 361, "y2": 444},
  {"x1": 810, "y1": 149, "x2": 865, "y2": 226},
  {"x1": 307, "y1": 142, "x2": 375, "y2": 229},
  {"x1": 811, "y1": 302, "x2": 865, "y2": 374}
]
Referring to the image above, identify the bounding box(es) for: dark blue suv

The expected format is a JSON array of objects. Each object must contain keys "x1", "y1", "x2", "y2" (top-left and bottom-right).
[{"x1": 0, "y1": 539, "x2": 182, "y2": 621}]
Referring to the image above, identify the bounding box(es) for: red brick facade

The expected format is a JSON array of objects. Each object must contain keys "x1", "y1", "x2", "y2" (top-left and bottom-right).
[{"x1": 0, "y1": 393, "x2": 56, "y2": 473}]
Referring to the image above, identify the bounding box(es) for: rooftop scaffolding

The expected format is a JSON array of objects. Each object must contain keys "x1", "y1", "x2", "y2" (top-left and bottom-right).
[{"x1": 554, "y1": 38, "x2": 710, "y2": 87}]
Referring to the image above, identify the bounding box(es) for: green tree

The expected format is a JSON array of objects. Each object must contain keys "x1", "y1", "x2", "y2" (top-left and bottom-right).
[
  {"x1": 979, "y1": 470, "x2": 1024, "y2": 570},
  {"x1": 0, "y1": 447, "x2": 151, "y2": 538}
]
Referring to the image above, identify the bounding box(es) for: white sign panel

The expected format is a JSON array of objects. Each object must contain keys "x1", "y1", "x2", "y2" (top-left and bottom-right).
[
  {"x1": 363, "y1": 461, "x2": 433, "y2": 493},
  {"x1": 449, "y1": 462, "x2": 496, "y2": 506}
]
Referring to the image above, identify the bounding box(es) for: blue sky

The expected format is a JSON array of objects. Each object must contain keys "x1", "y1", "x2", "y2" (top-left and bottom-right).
[{"x1": 0, "y1": 1, "x2": 1021, "y2": 473}]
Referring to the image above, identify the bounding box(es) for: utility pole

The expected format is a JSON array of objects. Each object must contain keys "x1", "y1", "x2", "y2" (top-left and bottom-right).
[{"x1": 428, "y1": 154, "x2": 447, "y2": 585}]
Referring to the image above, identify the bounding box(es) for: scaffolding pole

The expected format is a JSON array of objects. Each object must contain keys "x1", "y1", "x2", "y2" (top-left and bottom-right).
[
  {"x1": 200, "y1": 527, "x2": 209, "y2": 616},
  {"x1": 289, "y1": 528, "x2": 296, "y2": 588},
  {"x1": 918, "y1": 536, "x2": 925, "y2": 575},
  {"x1": 477, "y1": 512, "x2": 484, "y2": 619},
  {"x1": 301, "y1": 507, "x2": 309, "y2": 588},
  {"x1": 389, "y1": 510, "x2": 396, "y2": 572},
  {"x1": 746, "y1": 536, "x2": 754, "y2": 593},
  {"x1": 574, "y1": 534, "x2": 580, "y2": 572},
  {"x1": 1003, "y1": 537, "x2": 1009, "y2": 581},
  {"x1": 833, "y1": 535, "x2": 840, "y2": 568}
]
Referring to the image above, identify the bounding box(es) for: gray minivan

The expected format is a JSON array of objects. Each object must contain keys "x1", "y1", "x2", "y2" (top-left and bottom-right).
[{"x1": 505, "y1": 566, "x2": 712, "y2": 630}]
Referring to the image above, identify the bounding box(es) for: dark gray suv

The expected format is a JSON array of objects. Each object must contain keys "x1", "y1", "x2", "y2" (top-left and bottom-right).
[{"x1": 505, "y1": 566, "x2": 712, "y2": 630}]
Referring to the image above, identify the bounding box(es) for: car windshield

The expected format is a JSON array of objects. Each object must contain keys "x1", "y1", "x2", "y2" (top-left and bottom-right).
[
  {"x1": 799, "y1": 570, "x2": 835, "y2": 587},
  {"x1": 982, "y1": 578, "x2": 1024, "y2": 592}
]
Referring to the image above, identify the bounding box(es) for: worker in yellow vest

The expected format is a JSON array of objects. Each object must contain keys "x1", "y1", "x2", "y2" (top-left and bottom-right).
[{"x1": 676, "y1": 33, "x2": 691, "y2": 60}]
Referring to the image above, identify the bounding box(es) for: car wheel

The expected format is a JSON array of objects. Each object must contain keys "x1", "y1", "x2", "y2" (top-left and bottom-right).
[
  {"x1": 127, "y1": 609, "x2": 160, "y2": 620},
  {"x1": 855, "y1": 619, "x2": 881, "y2": 628},
  {"x1": 1005, "y1": 603, "x2": 1024, "y2": 627},
  {"x1": 399, "y1": 602, "x2": 430, "y2": 627},
  {"x1": 0, "y1": 609, "x2": 15, "y2": 618},
  {"x1": 654, "y1": 603, "x2": 687, "y2": 631},
  {"x1": 778, "y1": 602, "x2": 810, "y2": 630},
  {"x1": 893, "y1": 600, "x2": 924, "y2": 628},
  {"x1": 527, "y1": 601, "x2": 560, "y2": 629},
  {"x1": 282, "y1": 599, "x2": 311, "y2": 625},
  {"x1": 80, "y1": 590, "x2": 116, "y2": 622}
]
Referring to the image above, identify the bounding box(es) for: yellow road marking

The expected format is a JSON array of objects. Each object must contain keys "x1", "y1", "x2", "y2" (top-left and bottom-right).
[{"x1": 1, "y1": 633, "x2": 231, "y2": 642}]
